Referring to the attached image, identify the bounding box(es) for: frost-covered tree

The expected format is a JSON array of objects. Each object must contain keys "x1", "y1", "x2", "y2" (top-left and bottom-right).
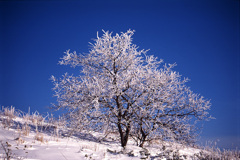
[{"x1": 51, "y1": 30, "x2": 211, "y2": 148}]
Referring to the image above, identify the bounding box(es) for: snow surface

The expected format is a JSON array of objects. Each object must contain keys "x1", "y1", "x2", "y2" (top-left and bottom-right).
[{"x1": 0, "y1": 114, "x2": 202, "y2": 160}]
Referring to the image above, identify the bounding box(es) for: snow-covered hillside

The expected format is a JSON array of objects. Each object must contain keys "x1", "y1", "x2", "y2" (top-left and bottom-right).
[{"x1": 0, "y1": 107, "x2": 239, "y2": 160}]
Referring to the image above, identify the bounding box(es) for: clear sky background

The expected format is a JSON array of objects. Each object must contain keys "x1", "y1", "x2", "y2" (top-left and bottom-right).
[{"x1": 0, "y1": 0, "x2": 239, "y2": 149}]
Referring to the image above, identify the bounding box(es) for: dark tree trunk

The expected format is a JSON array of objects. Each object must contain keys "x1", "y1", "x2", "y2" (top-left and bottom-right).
[
  {"x1": 115, "y1": 94, "x2": 131, "y2": 148},
  {"x1": 118, "y1": 122, "x2": 131, "y2": 148},
  {"x1": 139, "y1": 119, "x2": 147, "y2": 147},
  {"x1": 139, "y1": 133, "x2": 146, "y2": 147}
]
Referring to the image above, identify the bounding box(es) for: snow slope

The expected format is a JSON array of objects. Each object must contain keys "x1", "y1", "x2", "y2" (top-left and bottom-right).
[{"x1": 0, "y1": 111, "x2": 207, "y2": 160}]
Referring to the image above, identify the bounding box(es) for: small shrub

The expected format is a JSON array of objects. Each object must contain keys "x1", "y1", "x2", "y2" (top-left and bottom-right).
[
  {"x1": 3, "y1": 106, "x2": 15, "y2": 119},
  {"x1": 0, "y1": 141, "x2": 13, "y2": 160},
  {"x1": 1, "y1": 106, "x2": 16, "y2": 129},
  {"x1": 35, "y1": 132, "x2": 44, "y2": 143},
  {"x1": 30, "y1": 111, "x2": 45, "y2": 132},
  {"x1": 22, "y1": 122, "x2": 30, "y2": 136}
]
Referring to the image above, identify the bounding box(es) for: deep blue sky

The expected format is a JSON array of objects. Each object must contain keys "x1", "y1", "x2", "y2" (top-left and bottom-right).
[{"x1": 0, "y1": 0, "x2": 239, "y2": 149}]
